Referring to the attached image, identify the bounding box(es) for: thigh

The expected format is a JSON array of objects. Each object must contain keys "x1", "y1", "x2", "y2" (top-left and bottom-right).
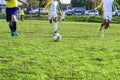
[
  {"x1": 6, "y1": 8, "x2": 12, "y2": 22},
  {"x1": 6, "y1": 8, "x2": 19, "y2": 22},
  {"x1": 49, "y1": 11, "x2": 57, "y2": 19}
]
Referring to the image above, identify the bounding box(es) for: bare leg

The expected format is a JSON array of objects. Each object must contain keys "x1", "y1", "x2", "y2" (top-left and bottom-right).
[
  {"x1": 49, "y1": 19, "x2": 52, "y2": 24},
  {"x1": 101, "y1": 19, "x2": 110, "y2": 37},
  {"x1": 99, "y1": 19, "x2": 106, "y2": 31},
  {"x1": 104, "y1": 19, "x2": 110, "y2": 29}
]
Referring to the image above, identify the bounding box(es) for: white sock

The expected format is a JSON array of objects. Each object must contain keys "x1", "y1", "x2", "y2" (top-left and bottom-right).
[
  {"x1": 54, "y1": 22, "x2": 58, "y2": 32},
  {"x1": 102, "y1": 29, "x2": 106, "y2": 34},
  {"x1": 62, "y1": 21, "x2": 64, "y2": 26}
]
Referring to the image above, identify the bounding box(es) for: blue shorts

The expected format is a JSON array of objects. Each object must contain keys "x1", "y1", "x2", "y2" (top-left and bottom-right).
[{"x1": 6, "y1": 7, "x2": 19, "y2": 22}]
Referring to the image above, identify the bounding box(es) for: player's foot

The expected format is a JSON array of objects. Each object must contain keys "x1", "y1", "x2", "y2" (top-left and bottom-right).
[
  {"x1": 54, "y1": 30, "x2": 58, "y2": 33},
  {"x1": 53, "y1": 31, "x2": 58, "y2": 36},
  {"x1": 98, "y1": 26, "x2": 103, "y2": 32},
  {"x1": 11, "y1": 31, "x2": 19, "y2": 37},
  {"x1": 53, "y1": 31, "x2": 57, "y2": 35},
  {"x1": 14, "y1": 31, "x2": 19, "y2": 36}
]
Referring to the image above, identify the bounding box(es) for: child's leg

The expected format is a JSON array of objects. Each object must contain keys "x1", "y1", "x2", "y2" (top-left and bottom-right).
[
  {"x1": 11, "y1": 14, "x2": 17, "y2": 32},
  {"x1": 10, "y1": 14, "x2": 18, "y2": 36},
  {"x1": 101, "y1": 19, "x2": 110, "y2": 37},
  {"x1": 53, "y1": 18, "x2": 58, "y2": 33},
  {"x1": 99, "y1": 19, "x2": 106, "y2": 31},
  {"x1": 61, "y1": 18, "x2": 64, "y2": 26},
  {"x1": 104, "y1": 19, "x2": 110, "y2": 29},
  {"x1": 49, "y1": 19, "x2": 52, "y2": 24},
  {"x1": 9, "y1": 21, "x2": 14, "y2": 32}
]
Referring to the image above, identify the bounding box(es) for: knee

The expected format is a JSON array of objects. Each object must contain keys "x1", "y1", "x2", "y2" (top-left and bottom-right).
[
  {"x1": 53, "y1": 19, "x2": 57, "y2": 22},
  {"x1": 11, "y1": 15, "x2": 17, "y2": 22}
]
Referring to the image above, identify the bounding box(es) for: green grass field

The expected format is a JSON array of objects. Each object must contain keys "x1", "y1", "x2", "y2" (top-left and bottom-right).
[{"x1": 0, "y1": 19, "x2": 120, "y2": 80}]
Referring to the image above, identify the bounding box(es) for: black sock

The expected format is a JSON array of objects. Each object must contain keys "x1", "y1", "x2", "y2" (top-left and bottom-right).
[
  {"x1": 12, "y1": 22, "x2": 17, "y2": 32},
  {"x1": 9, "y1": 25, "x2": 14, "y2": 32}
]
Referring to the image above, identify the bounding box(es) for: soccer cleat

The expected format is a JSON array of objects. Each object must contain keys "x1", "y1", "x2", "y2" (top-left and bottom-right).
[
  {"x1": 14, "y1": 31, "x2": 19, "y2": 36},
  {"x1": 11, "y1": 32, "x2": 15, "y2": 36},
  {"x1": 11, "y1": 31, "x2": 19, "y2": 37},
  {"x1": 53, "y1": 31, "x2": 57, "y2": 35},
  {"x1": 54, "y1": 30, "x2": 58, "y2": 33},
  {"x1": 53, "y1": 32, "x2": 56, "y2": 36}
]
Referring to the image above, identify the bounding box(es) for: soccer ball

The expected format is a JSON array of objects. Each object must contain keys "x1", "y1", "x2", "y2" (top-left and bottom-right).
[{"x1": 53, "y1": 33, "x2": 62, "y2": 41}]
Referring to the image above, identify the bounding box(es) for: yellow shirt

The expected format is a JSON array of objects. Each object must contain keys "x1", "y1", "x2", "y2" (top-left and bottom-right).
[
  {"x1": 44, "y1": 0, "x2": 60, "y2": 15},
  {"x1": 94, "y1": 0, "x2": 103, "y2": 11},
  {"x1": 19, "y1": 9, "x2": 24, "y2": 15},
  {"x1": 6, "y1": 0, "x2": 18, "y2": 8},
  {"x1": 94, "y1": 0, "x2": 104, "y2": 15},
  {"x1": 44, "y1": 0, "x2": 52, "y2": 15}
]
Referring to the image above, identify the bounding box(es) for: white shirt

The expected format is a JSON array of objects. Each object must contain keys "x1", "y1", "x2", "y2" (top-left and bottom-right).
[
  {"x1": 103, "y1": 0, "x2": 114, "y2": 20},
  {"x1": 50, "y1": 0, "x2": 58, "y2": 11},
  {"x1": 103, "y1": 0, "x2": 113, "y2": 12}
]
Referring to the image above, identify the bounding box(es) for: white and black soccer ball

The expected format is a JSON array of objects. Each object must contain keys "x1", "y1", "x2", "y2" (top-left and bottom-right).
[{"x1": 53, "y1": 33, "x2": 62, "y2": 41}]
